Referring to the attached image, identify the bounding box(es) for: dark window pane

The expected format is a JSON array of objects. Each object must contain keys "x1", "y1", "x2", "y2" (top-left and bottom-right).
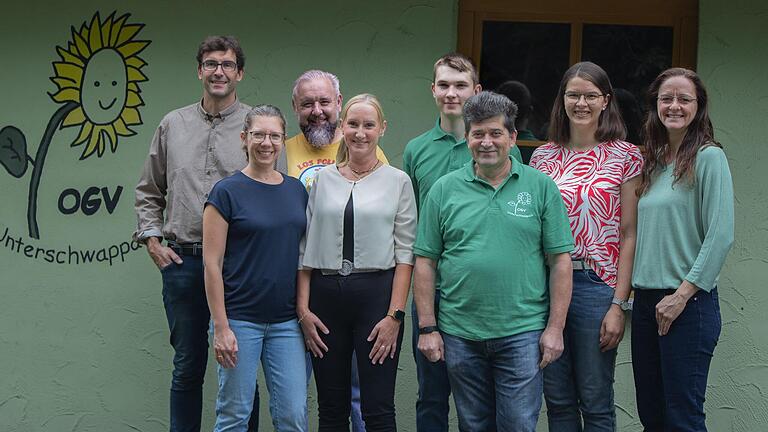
[
  {"x1": 582, "y1": 24, "x2": 673, "y2": 144},
  {"x1": 480, "y1": 21, "x2": 571, "y2": 141}
]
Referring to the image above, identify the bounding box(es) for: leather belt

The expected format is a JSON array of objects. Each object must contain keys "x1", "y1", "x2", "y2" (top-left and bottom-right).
[{"x1": 167, "y1": 241, "x2": 203, "y2": 256}]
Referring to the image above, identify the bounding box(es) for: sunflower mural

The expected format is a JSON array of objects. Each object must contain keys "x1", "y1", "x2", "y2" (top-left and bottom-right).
[{"x1": 0, "y1": 11, "x2": 150, "y2": 239}]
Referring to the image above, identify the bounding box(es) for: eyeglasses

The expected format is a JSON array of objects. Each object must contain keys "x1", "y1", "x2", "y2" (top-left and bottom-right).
[
  {"x1": 564, "y1": 92, "x2": 604, "y2": 104},
  {"x1": 657, "y1": 94, "x2": 697, "y2": 106},
  {"x1": 248, "y1": 130, "x2": 285, "y2": 144},
  {"x1": 201, "y1": 60, "x2": 238, "y2": 72}
]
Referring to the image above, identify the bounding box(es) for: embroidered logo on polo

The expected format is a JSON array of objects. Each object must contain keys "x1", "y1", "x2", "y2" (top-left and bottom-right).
[{"x1": 507, "y1": 192, "x2": 534, "y2": 218}]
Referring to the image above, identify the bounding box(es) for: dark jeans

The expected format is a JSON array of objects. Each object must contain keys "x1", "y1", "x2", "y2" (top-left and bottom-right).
[
  {"x1": 631, "y1": 288, "x2": 721, "y2": 432},
  {"x1": 443, "y1": 330, "x2": 543, "y2": 432},
  {"x1": 411, "y1": 294, "x2": 451, "y2": 431},
  {"x1": 310, "y1": 269, "x2": 403, "y2": 432},
  {"x1": 544, "y1": 269, "x2": 617, "y2": 432},
  {"x1": 161, "y1": 255, "x2": 260, "y2": 432}
]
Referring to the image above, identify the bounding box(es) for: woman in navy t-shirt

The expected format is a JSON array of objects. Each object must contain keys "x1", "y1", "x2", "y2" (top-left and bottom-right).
[{"x1": 203, "y1": 105, "x2": 309, "y2": 431}]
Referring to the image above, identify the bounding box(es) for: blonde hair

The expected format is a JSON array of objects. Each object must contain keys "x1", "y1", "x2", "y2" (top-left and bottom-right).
[{"x1": 335, "y1": 93, "x2": 385, "y2": 165}]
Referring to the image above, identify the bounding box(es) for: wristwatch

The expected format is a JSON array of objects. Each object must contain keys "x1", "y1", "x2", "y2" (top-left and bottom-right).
[
  {"x1": 418, "y1": 325, "x2": 439, "y2": 335},
  {"x1": 387, "y1": 309, "x2": 406, "y2": 322},
  {"x1": 611, "y1": 297, "x2": 631, "y2": 311}
]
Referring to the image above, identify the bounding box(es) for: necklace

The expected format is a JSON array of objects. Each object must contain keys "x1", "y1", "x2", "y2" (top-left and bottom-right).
[{"x1": 349, "y1": 160, "x2": 380, "y2": 179}]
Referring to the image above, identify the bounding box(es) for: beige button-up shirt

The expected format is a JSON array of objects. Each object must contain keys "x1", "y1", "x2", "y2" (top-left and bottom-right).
[
  {"x1": 300, "y1": 164, "x2": 417, "y2": 270},
  {"x1": 134, "y1": 99, "x2": 250, "y2": 244}
]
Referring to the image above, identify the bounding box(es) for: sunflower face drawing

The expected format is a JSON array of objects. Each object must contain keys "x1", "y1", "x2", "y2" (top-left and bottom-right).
[
  {"x1": 0, "y1": 11, "x2": 150, "y2": 239},
  {"x1": 50, "y1": 12, "x2": 148, "y2": 159}
]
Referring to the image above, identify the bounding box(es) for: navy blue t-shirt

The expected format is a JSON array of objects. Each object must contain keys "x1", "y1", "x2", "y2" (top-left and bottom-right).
[{"x1": 206, "y1": 171, "x2": 308, "y2": 323}]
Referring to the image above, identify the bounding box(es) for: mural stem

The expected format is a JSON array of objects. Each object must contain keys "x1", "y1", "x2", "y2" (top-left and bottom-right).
[{"x1": 27, "y1": 101, "x2": 78, "y2": 239}]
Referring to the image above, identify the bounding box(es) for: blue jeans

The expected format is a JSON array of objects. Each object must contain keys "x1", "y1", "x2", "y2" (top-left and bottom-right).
[
  {"x1": 411, "y1": 295, "x2": 451, "y2": 431},
  {"x1": 161, "y1": 257, "x2": 260, "y2": 432},
  {"x1": 632, "y1": 288, "x2": 721, "y2": 432},
  {"x1": 443, "y1": 330, "x2": 543, "y2": 432},
  {"x1": 213, "y1": 318, "x2": 308, "y2": 432},
  {"x1": 544, "y1": 269, "x2": 617, "y2": 431}
]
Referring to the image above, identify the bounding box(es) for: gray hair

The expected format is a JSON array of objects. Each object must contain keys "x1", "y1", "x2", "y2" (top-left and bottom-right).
[
  {"x1": 463, "y1": 91, "x2": 519, "y2": 134},
  {"x1": 243, "y1": 104, "x2": 286, "y2": 132},
  {"x1": 291, "y1": 69, "x2": 341, "y2": 102}
]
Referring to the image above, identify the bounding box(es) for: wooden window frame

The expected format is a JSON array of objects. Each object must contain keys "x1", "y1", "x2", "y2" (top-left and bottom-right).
[{"x1": 457, "y1": 0, "x2": 699, "y2": 148}]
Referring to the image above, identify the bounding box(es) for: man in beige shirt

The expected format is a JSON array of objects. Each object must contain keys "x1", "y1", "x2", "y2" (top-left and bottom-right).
[{"x1": 133, "y1": 36, "x2": 255, "y2": 432}]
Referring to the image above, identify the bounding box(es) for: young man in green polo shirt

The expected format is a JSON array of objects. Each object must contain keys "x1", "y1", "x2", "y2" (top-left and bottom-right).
[{"x1": 413, "y1": 91, "x2": 574, "y2": 431}]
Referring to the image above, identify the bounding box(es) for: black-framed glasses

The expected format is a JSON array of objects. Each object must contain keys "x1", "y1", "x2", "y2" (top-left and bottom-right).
[
  {"x1": 564, "y1": 92, "x2": 605, "y2": 104},
  {"x1": 201, "y1": 60, "x2": 238, "y2": 72},
  {"x1": 248, "y1": 130, "x2": 285, "y2": 144},
  {"x1": 657, "y1": 94, "x2": 697, "y2": 106}
]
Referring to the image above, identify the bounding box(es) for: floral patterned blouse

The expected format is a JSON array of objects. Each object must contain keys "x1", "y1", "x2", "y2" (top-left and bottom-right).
[{"x1": 530, "y1": 140, "x2": 643, "y2": 288}]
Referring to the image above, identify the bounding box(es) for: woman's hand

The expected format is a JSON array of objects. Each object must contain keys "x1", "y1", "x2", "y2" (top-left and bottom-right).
[
  {"x1": 656, "y1": 281, "x2": 699, "y2": 336},
  {"x1": 367, "y1": 316, "x2": 401, "y2": 364},
  {"x1": 599, "y1": 305, "x2": 626, "y2": 351},
  {"x1": 214, "y1": 327, "x2": 238, "y2": 369},
  {"x1": 299, "y1": 311, "x2": 330, "y2": 358}
]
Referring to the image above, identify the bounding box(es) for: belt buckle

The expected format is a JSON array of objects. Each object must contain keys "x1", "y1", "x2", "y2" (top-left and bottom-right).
[{"x1": 339, "y1": 259, "x2": 354, "y2": 276}]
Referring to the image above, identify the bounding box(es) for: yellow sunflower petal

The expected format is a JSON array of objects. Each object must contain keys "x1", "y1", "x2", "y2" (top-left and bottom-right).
[
  {"x1": 127, "y1": 66, "x2": 148, "y2": 82},
  {"x1": 126, "y1": 90, "x2": 144, "y2": 107},
  {"x1": 67, "y1": 42, "x2": 81, "y2": 58},
  {"x1": 121, "y1": 107, "x2": 142, "y2": 125},
  {"x1": 88, "y1": 13, "x2": 103, "y2": 51},
  {"x1": 96, "y1": 130, "x2": 107, "y2": 156},
  {"x1": 117, "y1": 40, "x2": 149, "y2": 58},
  {"x1": 116, "y1": 24, "x2": 143, "y2": 46},
  {"x1": 104, "y1": 125, "x2": 118, "y2": 152},
  {"x1": 72, "y1": 122, "x2": 93, "y2": 145},
  {"x1": 113, "y1": 117, "x2": 135, "y2": 136},
  {"x1": 51, "y1": 77, "x2": 79, "y2": 90},
  {"x1": 73, "y1": 27, "x2": 91, "y2": 58},
  {"x1": 62, "y1": 106, "x2": 86, "y2": 127},
  {"x1": 50, "y1": 88, "x2": 80, "y2": 103},
  {"x1": 109, "y1": 14, "x2": 129, "y2": 46},
  {"x1": 80, "y1": 127, "x2": 102, "y2": 159},
  {"x1": 125, "y1": 56, "x2": 147, "y2": 69},
  {"x1": 56, "y1": 46, "x2": 84, "y2": 67},
  {"x1": 127, "y1": 82, "x2": 140, "y2": 92},
  {"x1": 101, "y1": 13, "x2": 114, "y2": 47},
  {"x1": 53, "y1": 62, "x2": 83, "y2": 85}
]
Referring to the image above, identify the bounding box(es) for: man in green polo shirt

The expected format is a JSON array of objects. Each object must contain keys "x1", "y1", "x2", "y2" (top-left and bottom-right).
[
  {"x1": 403, "y1": 53, "x2": 522, "y2": 432},
  {"x1": 413, "y1": 91, "x2": 574, "y2": 431}
]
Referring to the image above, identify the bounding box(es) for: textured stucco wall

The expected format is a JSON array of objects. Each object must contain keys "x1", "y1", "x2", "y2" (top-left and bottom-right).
[{"x1": 1, "y1": 0, "x2": 766, "y2": 431}]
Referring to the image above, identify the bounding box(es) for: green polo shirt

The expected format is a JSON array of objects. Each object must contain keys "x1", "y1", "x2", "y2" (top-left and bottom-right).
[
  {"x1": 414, "y1": 157, "x2": 574, "y2": 340},
  {"x1": 403, "y1": 117, "x2": 523, "y2": 210}
]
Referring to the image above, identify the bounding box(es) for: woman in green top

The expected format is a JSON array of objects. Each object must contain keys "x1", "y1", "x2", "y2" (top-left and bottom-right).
[{"x1": 632, "y1": 68, "x2": 734, "y2": 432}]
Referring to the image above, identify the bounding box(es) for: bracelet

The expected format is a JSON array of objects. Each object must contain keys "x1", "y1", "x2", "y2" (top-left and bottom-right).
[{"x1": 297, "y1": 313, "x2": 308, "y2": 324}]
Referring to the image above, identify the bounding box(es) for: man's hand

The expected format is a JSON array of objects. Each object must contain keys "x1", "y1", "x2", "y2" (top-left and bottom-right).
[
  {"x1": 539, "y1": 326, "x2": 564, "y2": 369},
  {"x1": 146, "y1": 237, "x2": 183, "y2": 270},
  {"x1": 417, "y1": 332, "x2": 445, "y2": 363}
]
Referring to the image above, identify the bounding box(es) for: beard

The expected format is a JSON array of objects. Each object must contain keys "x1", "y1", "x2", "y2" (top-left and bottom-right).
[{"x1": 300, "y1": 121, "x2": 337, "y2": 148}]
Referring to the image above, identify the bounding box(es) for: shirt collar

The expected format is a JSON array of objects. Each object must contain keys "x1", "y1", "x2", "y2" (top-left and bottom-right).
[
  {"x1": 429, "y1": 117, "x2": 466, "y2": 145},
  {"x1": 197, "y1": 97, "x2": 241, "y2": 121},
  {"x1": 462, "y1": 155, "x2": 521, "y2": 183}
]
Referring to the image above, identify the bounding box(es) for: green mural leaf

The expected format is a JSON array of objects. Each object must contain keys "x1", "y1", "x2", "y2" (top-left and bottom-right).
[{"x1": 0, "y1": 126, "x2": 29, "y2": 178}]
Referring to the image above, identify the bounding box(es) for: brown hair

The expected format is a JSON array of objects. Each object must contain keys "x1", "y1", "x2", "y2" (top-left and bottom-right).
[
  {"x1": 547, "y1": 61, "x2": 626, "y2": 145},
  {"x1": 196, "y1": 36, "x2": 245, "y2": 71},
  {"x1": 336, "y1": 94, "x2": 385, "y2": 166},
  {"x1": 433, "y1": 53, "x2": 479, "y2": 86},
  {"x1": 638, "y1": 68, "x2": 721, "y2": 195}
]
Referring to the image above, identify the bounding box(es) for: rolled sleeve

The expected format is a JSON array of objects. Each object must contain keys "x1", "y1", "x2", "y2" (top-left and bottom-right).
[
  {"x1": 394, "y1": 175, "x2": 417, "y2": 264},
  {"x1": 133, "y1": 122, "x2": 168, "y2": 242}
]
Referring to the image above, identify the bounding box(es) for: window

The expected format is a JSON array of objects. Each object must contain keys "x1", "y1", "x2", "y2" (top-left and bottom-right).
[{"x1": 458, "y1": 0, "x2": 698, "y2": 160}]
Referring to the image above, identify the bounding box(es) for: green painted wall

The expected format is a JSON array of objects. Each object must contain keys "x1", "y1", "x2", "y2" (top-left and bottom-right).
[{"x1": 1, "y1": 1, "x2": 765, "y2": 431}]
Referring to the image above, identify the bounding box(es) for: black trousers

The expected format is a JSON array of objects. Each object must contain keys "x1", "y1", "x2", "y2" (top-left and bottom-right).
[{"x1": 310, "y1": 269, "x2": 403, "y2": 432}]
